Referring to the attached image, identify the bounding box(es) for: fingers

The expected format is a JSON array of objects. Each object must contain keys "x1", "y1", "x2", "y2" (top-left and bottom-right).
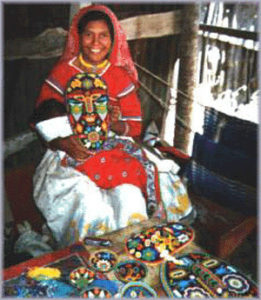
[
  {"x1": 68, "y1": 137, "x2": 91, "y2": 161},
  {"x1": 49, "y1": 136, "x2": 91, "y2": 161},
  {"x1": 108, "y1": 105, "x2": 121, "y2": 122},
  {"x1": 70, "y1": 148, "x2": 90, "y2": 161},
  {"x1": 69, "y1": 149, "x2": 90, "y2": 161}
]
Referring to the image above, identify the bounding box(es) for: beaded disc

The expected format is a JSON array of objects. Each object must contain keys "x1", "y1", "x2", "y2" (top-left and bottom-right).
[
  {"x1": 126, "y1": 222, "x2": 194, "y2": 264},
  {"x1": 80, "y1": 279, "x2": 119, "y2": 298},
  {"x1": 114, "y1": 260, "x2": 147, "y2": 283},
  {"x1": 69, "y1": 266, "x2": 96, "y2": 289},
  {"x1": 120, "y1": 281, "x2": 157, "y2": 298},
  {"x1": 89, "y1": 249, "x2": 117, "y2": 273}
]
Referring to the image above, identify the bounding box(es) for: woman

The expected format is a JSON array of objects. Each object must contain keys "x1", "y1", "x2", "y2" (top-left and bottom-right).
[{"x1": 32, "y1": 5, "x2": 193, "y2": 248}]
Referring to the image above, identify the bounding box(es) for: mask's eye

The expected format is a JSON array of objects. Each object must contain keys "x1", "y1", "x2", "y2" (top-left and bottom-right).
[
  {"x1": 90, "y1": 94, "x2": 101, "y2": 101},
  {"x1": 97, "y1": 95, "x2": 109, "y2": 103},
  {"x1": 74, "y1": 95, "x2": 85, "y2": 101},
  {"x1": 67, "y1": 98, "x2": 79, "y2": 104}
]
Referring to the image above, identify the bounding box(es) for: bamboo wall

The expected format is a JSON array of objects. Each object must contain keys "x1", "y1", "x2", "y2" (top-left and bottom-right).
[{"x1": 129, "y1": 35, "x2": 179, "y2": 134}]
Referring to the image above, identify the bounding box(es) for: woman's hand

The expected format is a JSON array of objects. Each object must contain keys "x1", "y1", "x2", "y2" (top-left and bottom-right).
[
  {"x1": 108, "y1": 103, "x2": 127, "y2": 135},
  {"x1": 108, "y1": 103, "x2": 121, "y2": 122},
  {"x1": 110, "y1": 121, "x2": 126, "y2": 135},
  {"x1": 49, "y1": 136, "x2": 91, "y2": 161}
]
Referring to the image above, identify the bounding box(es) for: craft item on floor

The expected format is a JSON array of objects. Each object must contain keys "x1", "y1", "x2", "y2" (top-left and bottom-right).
[
  {"x1": 41, "y1": 279, "x2": 77, "y2": 297},
  {"x1": 160, "y1": 252, "x2": 258, "y2": 298},
  {"x1": 126, "y1": 223, "x2": 194, "y2": 264},
  {"x1": 114, "y1": 260, "x2": 147, "y2": 283},
  {"x1": 4, "y1": 253, "x2": 98, "y2": 297},
  {"x1": 4, "y1": 273, "x2": 77, "y2": 298},
  {"x1": 89, "y1": 249, "x2": 118, "y2": 273},
  {"x1": 27, "y1": 267, "x2": 61, "y2": 281},
  {"x1": 69, "y1": 266, "x2": 96, "y2": 289},
  {"x1": 80, "y1": 279, "x2": 119, "y2": 298},
  {"x1": 66, "y1": 73, "x2": 109, "y2": 151},
  {"x1": 120, "y1": 281, "x2": 157, "y2": 298},
  {"x1": 3, "y1": 273, "x2": 48, "y2": 298}
]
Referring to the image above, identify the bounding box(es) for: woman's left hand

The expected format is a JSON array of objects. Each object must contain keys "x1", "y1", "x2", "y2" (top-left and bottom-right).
[
  {"x1": 108, "y1": 104, "x2": 127, "y2": 136},
  {"x1": 108, "y1": 104, "x2": 121, "y2": 122}
]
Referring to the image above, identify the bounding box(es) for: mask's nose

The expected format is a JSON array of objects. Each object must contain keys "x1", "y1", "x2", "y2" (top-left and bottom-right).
[
  {"x1": 84, "y1": 94, "x2": 101, "y2": 113},
  {"x1": 85, "y1": 96, "x2": 94, "y2": 113}
]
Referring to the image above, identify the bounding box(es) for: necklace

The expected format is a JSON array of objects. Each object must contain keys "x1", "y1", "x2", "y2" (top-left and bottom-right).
[{"x1": 79, "y1": 53, "x2": 109, "y2": 74}]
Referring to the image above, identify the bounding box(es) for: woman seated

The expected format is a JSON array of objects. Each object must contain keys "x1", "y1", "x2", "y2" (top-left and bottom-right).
[{"x1": 31, "y1": 4, "x2": 193, "y2": 248}]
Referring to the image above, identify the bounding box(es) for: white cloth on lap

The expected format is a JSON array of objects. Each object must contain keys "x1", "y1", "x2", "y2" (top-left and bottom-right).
[
  {"x1": 35, "y1": 116, "x2": 73, "y2": 142},
  {"x1": 33, "y1": 149, "x2": 148, "y2": 248}
]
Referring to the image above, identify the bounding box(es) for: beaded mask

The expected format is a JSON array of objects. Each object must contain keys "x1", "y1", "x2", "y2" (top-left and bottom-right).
[{"x1": 65, "y1": 73, "x2": 109, "y2": 151}]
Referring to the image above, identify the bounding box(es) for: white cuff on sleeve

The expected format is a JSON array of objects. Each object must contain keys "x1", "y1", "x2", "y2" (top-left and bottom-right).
[{"x1": 35, "y1": 116, "x2": 73, "y2": 142}]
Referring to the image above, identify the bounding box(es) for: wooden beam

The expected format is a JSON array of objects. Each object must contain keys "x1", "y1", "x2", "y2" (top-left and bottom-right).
[
  {"x1": 199, "y1": 31, "x2": 258, "y2": 51},
  {"x1": 121, "y1": 10, "x2": 181, "y2": 40},
  {"x1": 5, "y1": 11, "x2": 181, "y2": 60},
  {"x1": 199, "y1": 24, "x2": 258, "y2": 41},
  {"x1": 4, "y1": 8, "x2": 259, "y2": 60},
  {"x1": 174, "y1": 4, "x2": 199, "y2": 154}
]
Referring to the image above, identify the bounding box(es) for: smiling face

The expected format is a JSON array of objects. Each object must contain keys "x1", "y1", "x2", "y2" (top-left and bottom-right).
[{"x1": 80, "y1": 20, "x2": 112, "y2": 65}]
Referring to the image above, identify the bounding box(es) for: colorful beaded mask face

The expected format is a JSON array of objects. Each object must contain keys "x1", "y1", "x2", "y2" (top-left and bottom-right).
[{"x1": 65, "y1": 73, "x2": 109, "y2": 151}]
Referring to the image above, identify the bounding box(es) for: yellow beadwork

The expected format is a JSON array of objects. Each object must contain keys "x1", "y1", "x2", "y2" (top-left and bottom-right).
[
  {"x1": 27, "y1": 267, "x2": 61, "y2": 280},
  {"x1": 79, "y1": 53, "x2": 109, "y2": 71},
  {"x1": 71, "y1": 78, "x2": 82, "y2": 88},
  {"x1": 94, "y1": 78, "x2": 107, "y2": 89}
]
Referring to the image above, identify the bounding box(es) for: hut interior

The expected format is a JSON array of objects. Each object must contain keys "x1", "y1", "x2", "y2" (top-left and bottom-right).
[{"x1": 3, "y1": 2, "x2": 258, "y2": 292}]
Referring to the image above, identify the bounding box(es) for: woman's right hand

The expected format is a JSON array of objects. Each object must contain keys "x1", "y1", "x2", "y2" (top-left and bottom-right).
[{"x1": 48, "y1": 136, "x2": 91, "y2": 161}]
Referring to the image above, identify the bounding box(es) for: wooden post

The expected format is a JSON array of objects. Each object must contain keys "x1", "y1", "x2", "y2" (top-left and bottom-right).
[{"x1": 174, "y1": 4, "x2": 199, "y2": 153}]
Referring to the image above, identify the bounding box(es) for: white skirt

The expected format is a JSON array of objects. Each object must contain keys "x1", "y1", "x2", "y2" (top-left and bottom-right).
[{"x1": 33, "y1": 148, "x2": 193, "y2": 248}]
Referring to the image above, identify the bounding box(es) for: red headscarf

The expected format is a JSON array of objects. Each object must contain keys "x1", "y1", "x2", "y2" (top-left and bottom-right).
[{"x1": 61, "y1": 4, "x2": 138, "y2": 84}]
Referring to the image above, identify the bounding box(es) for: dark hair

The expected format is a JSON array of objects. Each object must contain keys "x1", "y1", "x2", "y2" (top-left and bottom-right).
[{"x1": 78, "y1": 10, "x2": 114, "y2": 42}]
